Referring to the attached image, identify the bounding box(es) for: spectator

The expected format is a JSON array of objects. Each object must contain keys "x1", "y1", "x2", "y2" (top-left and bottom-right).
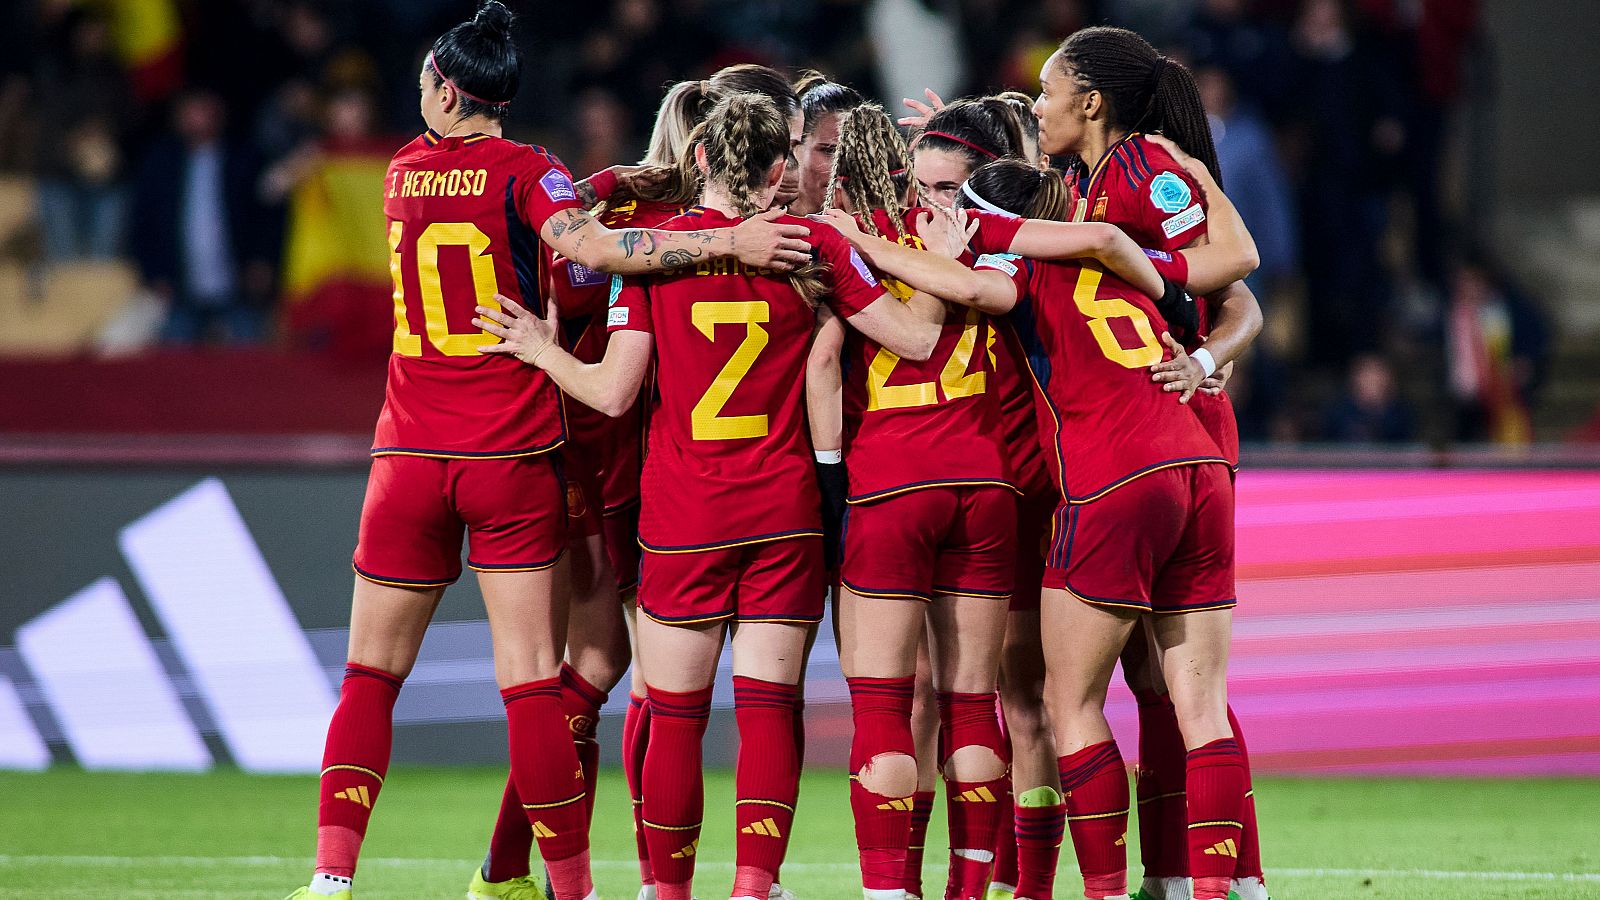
[
  {"x1": 1321, "y1": 353, "x2": 1417, "y2": 443},
  {"x1": 33, "y1": 7, "x2": 134, "y2": 261},
  {"x1": 129, "y1": 88, "x2": 273, "y2": 344},
  {"x1": 1197, "y1": 63, "x2": 1297, "y2": 292},
  {"x1": 1185, "y1": 0, "x2": 1294, "y2": 114},
  {"x1": 1447, "y1": 253, "x2": 1550, "y2": 444}
]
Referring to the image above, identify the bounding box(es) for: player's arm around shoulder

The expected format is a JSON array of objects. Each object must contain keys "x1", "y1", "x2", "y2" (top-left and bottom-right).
[
  {"x1": 814, "y1": 208, "x2": 1019, "y2": 320},
  {"x1": 539, "y1": 206, "x2": 813, "y2": 276},
  {"x1": 473, "y1": 292, "x2": 651, "y2": 418}
]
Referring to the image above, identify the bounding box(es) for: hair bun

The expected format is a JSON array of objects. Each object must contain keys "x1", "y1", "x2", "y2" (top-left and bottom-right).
[{"x1": 473, "y1": 0, "x2": 513, "y2": 36}]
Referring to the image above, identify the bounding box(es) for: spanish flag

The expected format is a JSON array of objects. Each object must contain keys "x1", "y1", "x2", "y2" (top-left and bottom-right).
[{"x1": 91, "y1": 0, "x2": 184, "y2": 104}]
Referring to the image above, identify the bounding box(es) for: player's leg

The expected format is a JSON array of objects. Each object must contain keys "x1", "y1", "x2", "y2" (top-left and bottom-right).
[
  {"x1": 635, "y1": 607, "x2": 727, "y2": 900},
  {"x1": 928, "y1": 486, "x2": 1017, "y2": 900},
  {"x1": 307, "y1": 578, "x2": 443, "y2": 897},
  {"x1": 634, "y1": 547, "x2": 738, "y2": 900},
  {"x1": 724, "y1": 537, "x2": 821, "y2": 900},
  {"x1": 621, "y1": 597, "x2": 656, "y2": 897},
  {"x1": 839, "y1": 495, "x2": 944, "y2": 900},
  {"x1": 297, "y1": 455, "x2": 458, "y2": 899},
  {"x1": 1121, "y1": 629, "x2": 1189, "y2": 900},
  {"x1": 1147, "y1": 465, "x2": 1245, "y2": 900},
  {"x1": 997, "y1": 488, "x2": 1064, "y2": 900},
  {"x1": 998, "y1": 609, "x2": 1066, "y2": 900},
  {"x1": 904, "y1": 631, "x2": 938, "y2": 900},
  {"x1": 1045, "y1": 478, "x2": 1186, "y2": 900}
]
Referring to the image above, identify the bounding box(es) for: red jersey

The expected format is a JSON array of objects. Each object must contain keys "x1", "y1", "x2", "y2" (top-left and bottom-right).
[
  {"x1": 375, "y1": 130, "x2": 581, "y2": 457},
  {"x1": 1076, "y1": 132, "x2": 1240, "y2": 468},
  {"x1": 841, "y1": 208, "x2": 1023, "y2": 502},
  {"x1": 609, "y1": 207, "x2": 885, "y2": 552},
  {"x1": 551, "y1": 199, "x2": 685, "y2": 508},
  {"x1": 975, "y1": 252, "x2": 1225, "y2": 502}
]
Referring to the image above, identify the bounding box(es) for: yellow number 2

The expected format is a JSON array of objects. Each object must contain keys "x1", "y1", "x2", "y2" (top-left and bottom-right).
[
  {"x1": 866, "y1": 306, "x2": 987, "y2": 412},
  {"x1": 690, "y1": 301, "x2": 771, "y2": 441},
  {"x1": 1072, "y1": 265, "x2": 1162, "y2": 369},
  {"x1": 389, "y1": 220, "x2": 501, "y2": 357}
]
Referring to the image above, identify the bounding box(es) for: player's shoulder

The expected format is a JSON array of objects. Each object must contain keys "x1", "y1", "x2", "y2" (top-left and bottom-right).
[{"x1": 658, "y1": 206, "x2": 714, "y2": 231}]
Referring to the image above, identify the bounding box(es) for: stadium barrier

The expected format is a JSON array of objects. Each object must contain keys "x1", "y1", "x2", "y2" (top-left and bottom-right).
[{"x1": 2, "y1": 442, "x2": 1597, "y2": 775}]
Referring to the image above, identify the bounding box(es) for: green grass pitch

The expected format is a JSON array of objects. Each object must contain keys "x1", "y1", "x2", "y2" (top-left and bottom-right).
[{"x1": 1, "y1": 768, "x2": 1597, "y2": 899}]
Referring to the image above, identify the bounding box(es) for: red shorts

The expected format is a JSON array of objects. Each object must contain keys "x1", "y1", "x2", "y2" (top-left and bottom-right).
[
  {"x1": 1044, "y1": 463, "x2": 1234, "y2": 614},
  {"x1": 563, "y1": 447, "x2": 606, "y2": 539},
  {"x1": 604, "y1": 502, "x2": 642, "y2": 594},
  {"x1": 353, "y1": 454, "x2": 566, "y2": 588},
  {"x1": 1010, "y1": 487, "x2": 1057, "y2": 612},
  {"x1": 639, "y1": 537, "x2": 824, "y2": 625},
  {"x1": 841, "y1": 485, "x2": 1016, "y2": 602}
]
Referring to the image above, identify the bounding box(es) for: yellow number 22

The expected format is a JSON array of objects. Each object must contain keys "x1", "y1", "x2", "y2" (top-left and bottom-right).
[{"x1": 690, "y1": 301, "x2": 771, "y2": 441}]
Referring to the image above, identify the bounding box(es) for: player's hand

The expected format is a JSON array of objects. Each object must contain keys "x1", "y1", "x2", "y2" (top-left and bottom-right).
[
  {"x1": 732, "y1": 208, "x2": 812, "y2": 270},
  {"x1": 1151, "y1": 331, "x2": 1206, "y2": 404},
  {"x1": 898, "y1": 88, "x2": 947, "y2": 128},
  {"x1": 913, "y1": 207, "x2": 979, "y2": 259},
  {"x1": 812, "y1": 208, "x2": 867, "y2": 245},
  {"x1": 1199, "y1": 360, "x2": 1233, "y2": 395},
  {"x1": 1144, "y1": 133, "x2": 1214, "y2": 195},
  {"x1": 611, "y1": 164, "x2": 667, "y2": 197},
  {"x1": 475, "y1": 295, "x2": 559, "y2": 367}
]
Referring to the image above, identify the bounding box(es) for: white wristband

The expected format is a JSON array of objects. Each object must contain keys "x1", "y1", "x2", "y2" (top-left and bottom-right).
[
  {"x1": 814, "y1": 449, "x2": 843, "y2": 464},
  {"x1": 1191, "y1": 347, "x2": 1218, "y2": 378}
]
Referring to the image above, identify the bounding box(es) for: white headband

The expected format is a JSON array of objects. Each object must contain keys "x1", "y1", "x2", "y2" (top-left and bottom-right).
[{"x1": 960, "y1": 180, "x2": 1016, "y2": 218}]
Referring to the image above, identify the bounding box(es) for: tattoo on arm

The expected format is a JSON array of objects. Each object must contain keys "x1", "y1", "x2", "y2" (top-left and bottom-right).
[
  {"x1": 660, "y1": 247, "x2": 704, "y2": 269},
  {"x1": 620, "y1": 230, "x2": 659, "y2": 260},
  {"x1": 576, "y1": 179, "x2": 599, "y2": 208}
]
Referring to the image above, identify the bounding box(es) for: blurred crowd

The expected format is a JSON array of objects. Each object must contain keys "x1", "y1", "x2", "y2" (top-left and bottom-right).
[{"x1": 0, "y1": 0, "x2": 1556, "y2": 445}]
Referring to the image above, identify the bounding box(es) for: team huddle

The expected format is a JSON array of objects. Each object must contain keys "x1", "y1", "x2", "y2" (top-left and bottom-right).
[{"x1": 287, "y1": 4, "x2": 1270, "y2": 900}]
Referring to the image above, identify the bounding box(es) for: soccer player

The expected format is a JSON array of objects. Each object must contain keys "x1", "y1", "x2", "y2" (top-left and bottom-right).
[
  {"x1": 899, "y1": 96, "x2": 1062, "y2": 900},
  {"x1": 284, "y1": 5, "x2": 815, "y2": 898},
  {"x1": 1032, "y1": 28, "x2": 1267, "y2": 900},
  {"x1": 821, "y1": 154, "x2": 1258, "y2": 900},
  {"x1": 469, "y1": 77, "x2": 724, "y2": 900},
  {"x1": 474, "y1": 91, "x2": 948, "y2": 900},
  {"x1": 791, "y1": 71, "x2": 867, "y2": 217}
]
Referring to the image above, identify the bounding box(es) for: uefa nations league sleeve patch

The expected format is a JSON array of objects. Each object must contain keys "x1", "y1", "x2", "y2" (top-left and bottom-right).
[{"x1": 540, "y1": 168, "x2": 578, "y2": 203}]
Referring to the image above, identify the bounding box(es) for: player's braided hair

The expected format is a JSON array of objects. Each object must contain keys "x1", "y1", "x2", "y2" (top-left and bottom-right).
[
  {"x1": 823, "y1": 104, "x2": 911, "y2": 239},
  {"x1": 959, "y1": 158, "x2": 1070, "y2": 222},
  {"x1": 700, "y1": 92, "x2": 828, "y2": 306},
  {"x1": 1056, "y1": 26, "x2": 1223, "y2": 188},
  {"x1": 618, "y1": 79, "x2": 724, "y2": 208},
  {"x1": 795, "y1": 69, "x2": 866, "y2": 136},
  {"x1": 427, "y1": 0, "x2": 519, "y2": 121},
  {"x1": 913, "y1": 97, "x2": 1026, "y2": 174}
]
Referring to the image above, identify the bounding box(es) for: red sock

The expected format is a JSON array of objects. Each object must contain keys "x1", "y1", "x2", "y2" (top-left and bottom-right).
[
  {"x1": 623, "y1": 692, "x2": 654, "y2": 886},
  {"x1": 1058, "y1": 741, "x2": 1129, "y2": 899},
  {"x1": 990, "y1": 776, "x2": 1018, "y2": 889},
  {"x1": 1133, "y1": 689, "x2": 1188, "y2": 880},
  {"x1": 1186, "y1": 738, "x2": 1247, "y2": 900},
  {"x1": 775, "y1": 693, "x2": 804, "y2": 888},
  {"x1": 642, "y1": 685, "x2": 713, "y2": 899},
  {"x1": 903, "y1": 790, "x2": 937, "y2": 897},
  {"x1": 1014, "y1": 800, "x2": 1067, "y2": 900},
  {"x1": 502, "y1": 679, "x2": 591, "y2": 900},
  {"x1": 732, "y1": 676, "x2": 800, "y2": 898},
  {"x1": 939, "y1": 691, "x2": 1006, "y2": 900},
  {"x1": 315, "y1": 663, "x2": 402, "y2": 878},
  {"x1": 847, "y1": 676, "x2": 917, "y2": 892},
  {"x1": 1228, "y1": 706, "x2": 1263, "y2": 882},
  {"x1": 561, "y1": 663, "x2": 609, "y2": 824},
  {"x1": 482, "y1": 773, "x2": 532, "y2": 882}
]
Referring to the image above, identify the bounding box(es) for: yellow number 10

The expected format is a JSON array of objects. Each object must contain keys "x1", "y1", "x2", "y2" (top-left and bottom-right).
[
  {"x1": 389, "y1": 221, "x2": 501, "y2": 357},
  {"x1": 1072, "y1": 265, "x2": 1162, "y2": 368}
]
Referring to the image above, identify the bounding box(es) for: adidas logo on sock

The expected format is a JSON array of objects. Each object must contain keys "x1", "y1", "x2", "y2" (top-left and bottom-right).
[
  {"x1": 532, "y1": 821, "x2": 557, "y2": 839},
  {"x1": 876, "y1": 797, "x2": 914, "y2": 811},
  {"x1": 953, "y1": 787, "x2": 997, "y2": 803},
  {"x1": 740, "y1": 817, "x2": 783, "y2": 838},
  {"x1": 333, "y1": 786, "x2": 371, "y2": 808},
  {"x1": 1203, "y1": 838, "x2": 1238, "y2": 858},
  {"x1": 671, "y1": 839, "x2": 699, "y2": 859}
]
